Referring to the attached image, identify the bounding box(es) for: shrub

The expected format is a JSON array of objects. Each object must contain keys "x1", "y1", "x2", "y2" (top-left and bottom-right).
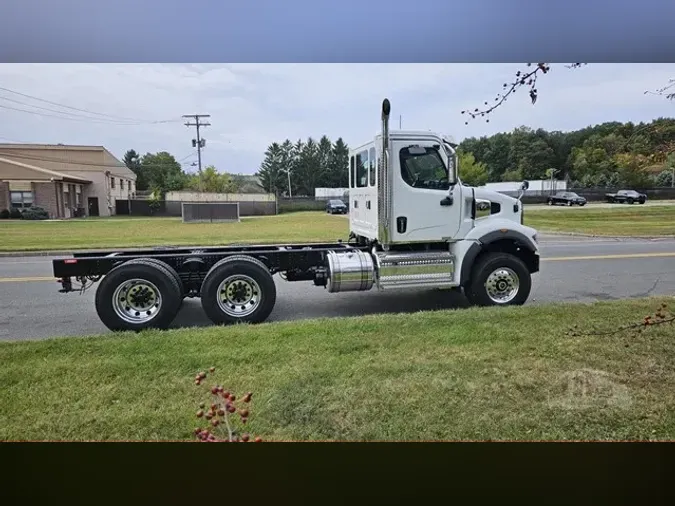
[
  {"x1": 21, "y1": 206, "x2": 49, "y2": 220},
  {"x1": 0, "y1": 208, "x2": 9, "y2": 219},
  {"x1": 192, "y1": 367, "x2": 262, "y2": 443},
  {"x1": 9, "y1": 207, "x2": 22, "y2": 219}
]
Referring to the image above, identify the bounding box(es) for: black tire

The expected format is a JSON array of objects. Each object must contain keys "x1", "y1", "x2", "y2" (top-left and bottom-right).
[
  {"x1": 639, "y1": 199, "x2": 646, "y2": 205},
  {"x1": 200, "y1": 255, "x2": 276, "y2": 325},
  {"x1": 95, "y1": 259, "x2": 182, "y2": 332},
  {"x1": 627, "y1": 198, "x2": 634, "y2": 204},
  {"x1": 464, "y1": 252, "x2": 532, "y2": 307},
  {"x1": 579, "y1": 202, "x2": 586, "y2": 207},
  {"x1": 133, "y1": 258, "x2": 185, "y2": 298}
]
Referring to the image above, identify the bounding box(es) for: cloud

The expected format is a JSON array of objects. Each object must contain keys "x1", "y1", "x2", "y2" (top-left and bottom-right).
[{"x1": 0, "y1": 63, "x2": 673, "y2": 174}]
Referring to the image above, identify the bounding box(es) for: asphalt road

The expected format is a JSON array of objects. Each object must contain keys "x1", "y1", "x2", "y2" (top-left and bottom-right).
[{"x1": 1, "y1": 234, "x2": 675, "y2": 341}]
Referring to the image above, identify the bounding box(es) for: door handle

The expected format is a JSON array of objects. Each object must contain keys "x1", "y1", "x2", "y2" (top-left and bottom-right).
[
  {"x1": 440, "y1": 196, "x2": 453, "y2": 206},
  {"x1": 366, "y1": 201, "x2": 371, "y2": 209}
]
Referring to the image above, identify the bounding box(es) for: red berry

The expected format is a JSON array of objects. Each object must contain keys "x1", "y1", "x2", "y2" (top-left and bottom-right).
[
  {"x1": 195, "y1": 379, "x2": 201, "y2": 385},
  {"x1": 211, "y1": 386, "x2": 219, "y2": 394},
  {"x1": 217, "y1": 386, "x2": 224, "y2": 393},
  {"x1": 194, "y1": 428, "x2": 201, "y2": 435},
  {"x1": 254, "y1": 437, "x2": 262, "y2": 443},
  {"x1": 209, "y1": 367, "x2": 216, "y2": 373},
  {"x1": 199, "y1": 372, "x2": 207, "y2": 379},
  {"x1": 196, "y1": 410, "x2": 204, "y2": 418},
  {"x1": 227, "y1": 404, "x2": 236, "y2": 414},
  {"x1": 223, "y1": 391, "x2": 231, "y2": 398},
  {"x1": 229, "y1": 394, "x2": 236, "y2": 401},
  {"x1": 205, "y1": 412, "x2": 213, "y2": 420},
  {"x1": 242, "y1": 393, "x2": 252, "y2": 403},
  {"x1": 217, "y1": 409, "x2": 225, "y2": 416},
  {"x1": 239, "y1": 408, "x2": 249, "y2": 418},
  {"x1": 211, "y1": 403, "x2": 218, "y2": 411},
  {"x1": 211, "y1": 419, "x2": 220, "y2": 427},
  {"x1": 242, "y1": 433, "x2": 250, "y2": 442}
]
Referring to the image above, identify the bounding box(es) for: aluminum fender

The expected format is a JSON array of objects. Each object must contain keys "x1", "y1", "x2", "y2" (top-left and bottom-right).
[{"x1": 454, "y1": 218, "x2": 539, "y2": 286}]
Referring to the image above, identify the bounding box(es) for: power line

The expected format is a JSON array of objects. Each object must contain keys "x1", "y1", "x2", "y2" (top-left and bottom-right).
[
  {"x1": 0, "y1": 96, "x2": 163, "y2": 125},
  {"x1": 183, "y1": 114, "x2": 210, "y2": 192},
  {"x1": 0, "y1": 85, "x2": 180, "y2": 124},
  {"x1": 0, "y1": 103, "x2": 184, "y2": 126}
]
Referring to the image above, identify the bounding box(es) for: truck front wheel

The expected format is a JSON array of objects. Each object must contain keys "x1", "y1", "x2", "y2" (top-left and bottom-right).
[
  {"x1": 95, "y1": 259, "x2": 183, "y2": 332},
  {"x1": 465, "y1": 252, "x2": 531, "y2": 307},
  {"x1": 200, "y1": 256, "x2": 277, "y2": 325}
]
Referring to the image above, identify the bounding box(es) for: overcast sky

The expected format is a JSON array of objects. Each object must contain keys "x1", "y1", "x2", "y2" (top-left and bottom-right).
[{"x1": 0, "y1": 64, "x2": 673, "y2": 175}]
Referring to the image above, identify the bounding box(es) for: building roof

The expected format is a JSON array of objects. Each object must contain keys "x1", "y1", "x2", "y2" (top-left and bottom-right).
[
  {"x1": 0, "y1": 156, "x2": 91, "y2": 183},
  {"x1": 0, "y1": 143, "x2": 135, "y2": 180}
]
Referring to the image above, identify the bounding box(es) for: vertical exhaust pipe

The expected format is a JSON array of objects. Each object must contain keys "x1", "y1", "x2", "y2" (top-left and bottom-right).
[{"x1": 379, "y1": 98, "x2": 391, "y2": 246}]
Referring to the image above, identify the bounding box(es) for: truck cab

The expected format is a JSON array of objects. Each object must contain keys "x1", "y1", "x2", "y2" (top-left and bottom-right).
[{"x1": 344, "y1": 98, "x2": 539, "y2": 304}]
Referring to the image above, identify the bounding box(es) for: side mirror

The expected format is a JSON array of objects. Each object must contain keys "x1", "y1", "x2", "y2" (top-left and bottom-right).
[{"x1": 521, "y1": 180, "x2": 530, "y2": 191}]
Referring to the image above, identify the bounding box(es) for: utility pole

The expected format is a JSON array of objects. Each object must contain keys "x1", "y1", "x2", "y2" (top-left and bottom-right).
[{"x1": 183, "y1": 114, "x2": 210, "y2": 192}]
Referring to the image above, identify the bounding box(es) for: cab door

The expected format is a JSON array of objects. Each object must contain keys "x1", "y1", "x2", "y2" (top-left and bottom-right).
[{"x1": 389, "y1": 139, "x2": 463, "y2": 243}]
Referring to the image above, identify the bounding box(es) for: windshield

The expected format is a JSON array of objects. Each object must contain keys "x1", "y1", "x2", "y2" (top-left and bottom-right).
[
  {"x1": 329, "y1": 200, "x2": 344, "y2": 205},
  {"x1": 400, "y1": 146, "x2": 450, "y2": 190}
]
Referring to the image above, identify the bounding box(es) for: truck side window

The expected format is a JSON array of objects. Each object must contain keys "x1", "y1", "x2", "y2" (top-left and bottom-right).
[
  {"x1": 399, "y1": 146, "x2": 450, "y2": 190},
  {"x1": 349, "y1": 156, "x2": 355, "y2": 188},
  {"x1": 356, "y1": 150, "x2": 368, "y2": 188},
  {"x1": 368, "y1": 147, "x2": 376, "y2": 186}
]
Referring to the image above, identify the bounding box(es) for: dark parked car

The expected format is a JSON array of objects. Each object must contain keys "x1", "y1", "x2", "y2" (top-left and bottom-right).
[
  {"x1": 546, "y1": 191, "x2": 587, "y2": 207},
  {"x1": 605, "y1": 189, "x2": 647, "y2": 204},
  {"x1": 326, "y1": 199, "x2": 348, "y2": 214}
]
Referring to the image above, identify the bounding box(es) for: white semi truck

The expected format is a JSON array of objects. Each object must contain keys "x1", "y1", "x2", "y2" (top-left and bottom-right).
[{"x1": 53, "y1": 98, "x2": 540, "y2": 332}]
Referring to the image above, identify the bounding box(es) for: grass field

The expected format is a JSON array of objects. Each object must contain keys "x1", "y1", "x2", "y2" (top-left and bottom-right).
[
  {"x1": 0, "y1": 212, "x2": 347, "y2": 252},
  {"x1": 1, "y1": 205, "x2": 674, "y2": 252},
  {"x1": 1, "y1": 297, "x2": 674, "y2": 441},
  {"x1": 525, "y1": 205, "x2": 675, "y2": 236}
]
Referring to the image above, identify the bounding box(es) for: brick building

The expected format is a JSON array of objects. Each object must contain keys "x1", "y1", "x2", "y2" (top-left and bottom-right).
[{"x1": 0, "y1": 144, "x2": 136, "y2": 218}]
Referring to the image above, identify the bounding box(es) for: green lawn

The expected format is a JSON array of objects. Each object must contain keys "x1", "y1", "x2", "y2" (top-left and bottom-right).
[
  {"x1": 0, "y1": 212, "x2": 348, "y2": 252},
  {"x1": 1, "y1": 297, "x2": 674, "y2": 441},
  {"x1": 1, "y1": 205, "x2": 674, "y2": 252},
  {"x1": 525, "y1": 205, "x2": 675, "y2": 236}
]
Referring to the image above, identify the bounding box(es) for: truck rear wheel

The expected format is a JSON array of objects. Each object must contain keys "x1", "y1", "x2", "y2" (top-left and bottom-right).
[
  {"x1": 95, "y1": 259, "x2": 183, "y2": 332},
  {"x1": 132, "y1": 258, "x2": 185, "y2": 298},
  {"x1": 200, "y1": 256, "x2": 276, "y2": 325},
  {"x1": 465, "y1": 252, "x2": 531, "y2": 307}
]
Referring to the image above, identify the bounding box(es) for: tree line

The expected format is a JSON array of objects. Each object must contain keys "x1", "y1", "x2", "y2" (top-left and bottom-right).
[
  {"x1": 122, "y1": 149, "x2": 264, "y2": 196},
  {"x1": 256, "y1": 136, "x2": 349, "y2": 197},
  {"x1": 123, "y1": 115, "x2": 675, "y2": 199},
  {"x1": 458, "y1": 118, "x2": 675, "y2": 188}
]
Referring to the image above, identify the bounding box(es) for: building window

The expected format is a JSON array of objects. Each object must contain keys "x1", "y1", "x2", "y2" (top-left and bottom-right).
[
  {"x1": 355, "y1": 150, "x2": 368, "y2": 188},
  {"x1": 399, "y1": 145, "x2": 450, "y2": 191},
  {"x1": 10, "y1": 191, "x2": 34, "y2": 208},
  {"x1": 120, "y1": 179, "x2": 125, "y2": 190},
  {"x1": 110, "y1": 177, "x2": 115, "y2": 189}
]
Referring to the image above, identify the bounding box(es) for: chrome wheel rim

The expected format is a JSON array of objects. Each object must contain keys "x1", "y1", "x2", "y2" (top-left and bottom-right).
[
  {"x1": 217, "y1": 275, "x2": 261, "y2": 317},
  {"x1": 485, "y1": 267, "x2": 519, "y2": 304},
  {"x1": 112, "y1": 278, "x2": 162, "y2": 324}
]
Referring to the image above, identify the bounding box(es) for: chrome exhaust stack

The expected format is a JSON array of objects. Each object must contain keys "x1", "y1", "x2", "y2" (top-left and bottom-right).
[{"x1": 378, "y1": 98, "x2": 392, "y2": 246}]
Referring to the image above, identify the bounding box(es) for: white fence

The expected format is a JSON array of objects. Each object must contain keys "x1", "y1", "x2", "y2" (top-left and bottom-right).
[
  {"x1": 479, "y1": 179, "x2": 566, "y2": 195},
  {"x1": 165, "y1": 191, "x2": 276, "y2": 202},
  {"x1": 314, "y1": 187, "x2": 349, "y2": 199}
]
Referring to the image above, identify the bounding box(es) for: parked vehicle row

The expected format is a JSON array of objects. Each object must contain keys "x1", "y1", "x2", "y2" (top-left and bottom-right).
[
  {"x1": 545, "y1": 189, "x2": 648, "y2": 206},
  {"x1": 605, "y1": 190, "x2": 647, "y2": 204}
]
